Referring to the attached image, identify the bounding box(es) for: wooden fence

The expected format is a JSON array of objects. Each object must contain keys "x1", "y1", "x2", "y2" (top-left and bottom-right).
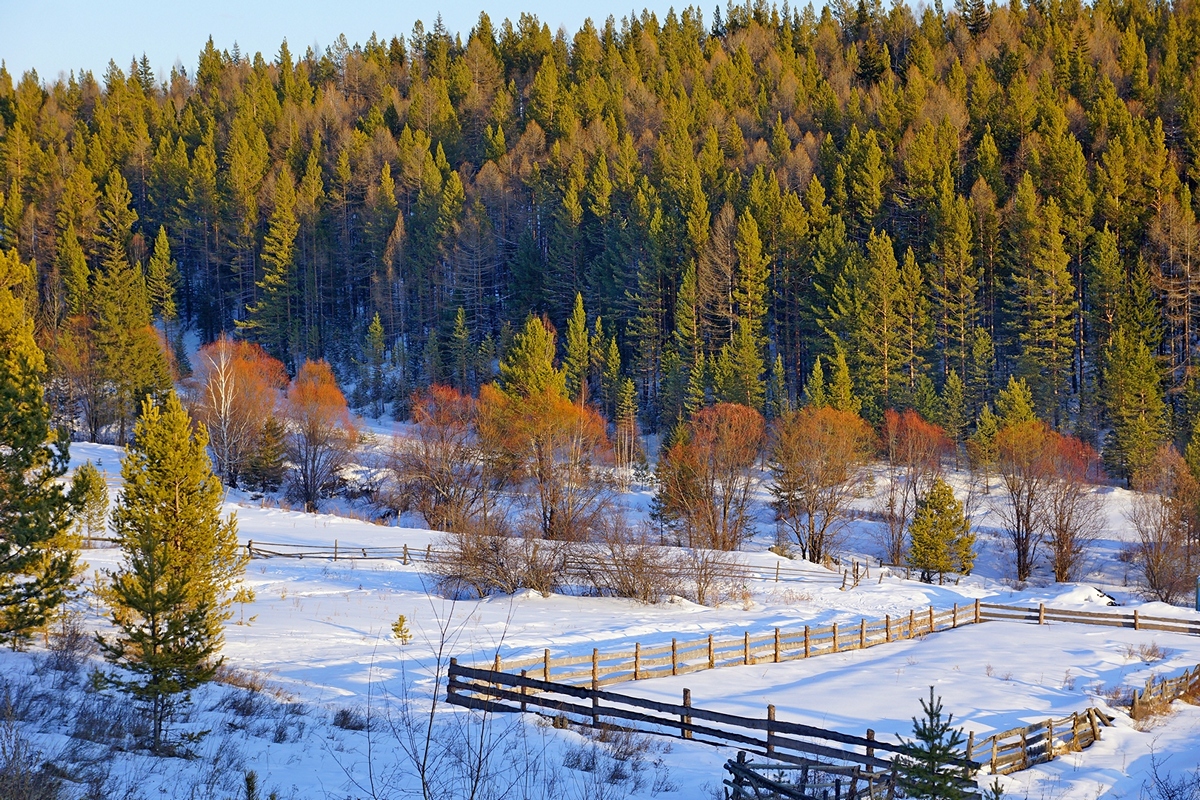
[
  {"x1": 965, "y1": 707, "x2": 1114, "y2": 775},
  {"x1": 724, "y1": 751, "x2": 897, "y2": 800},
  {"x1": 979, "y1": 602, "x2": 1200, "y2": 635},
  {"x1": 488, "y1": 602, "x2": 985, "y2": 688},
  {"x1": 1131, "y1": 664, "x2": 1200, "y2": 719},
  {"x1": 446, "y1": 659, "x2": 975, "y2": 779}
]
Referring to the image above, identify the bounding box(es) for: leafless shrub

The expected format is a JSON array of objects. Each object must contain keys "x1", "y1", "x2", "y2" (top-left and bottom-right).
[
  {"x1": 0, "y1": 715, "x2": 63, "y2": 800},
  {"x1": 1127, "y1": 446, "x2": 1199, "y2": 604},
  {"x1": 432, "y1": 531, "x2": 570, "y2": 598},
  {"x1": 584, "y1": 519, "x2": 683, "y2": 603},
  {"x1": 1142, "y1": 755, "x2": 1200, "y2": 800},
  {"x1": 333, "y1": 706, "x2": 368, "y2": 731},
  {"x1": 45, "y1": 612, "x2": 97, "y2": 673},
  {"x1": 682, "y1": 548, "x2": 746, "y2": 607}
]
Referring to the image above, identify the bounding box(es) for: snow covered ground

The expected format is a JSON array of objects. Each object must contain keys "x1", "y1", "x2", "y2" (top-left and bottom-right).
[{"x1": 5, "y1": 441, "x2": 1200, "y2": 799}]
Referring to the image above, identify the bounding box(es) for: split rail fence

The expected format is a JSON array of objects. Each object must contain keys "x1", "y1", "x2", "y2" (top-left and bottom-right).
[
  {"x1": 964, "y1": 708, "x2": 1114, "y2": 775},
  {"x1": 1131, "y1": 663, "x2": 1200, "y2": 719},
  {"x1": 487, "y1": 602, "x2": 985, "y2": 688},
  {"x1": 446, "y1": 659, "x2": 974, "y2": 783}
]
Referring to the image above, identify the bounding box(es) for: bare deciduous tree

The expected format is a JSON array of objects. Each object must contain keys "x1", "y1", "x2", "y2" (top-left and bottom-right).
[
  {"x1": 769, "y1": 406, "x2": 874, "y2": 563},
  {"x1": 1042, "y1": 435, "x2": 1104, "y2": 582},
  {"x1": 994, "y1": 420, "x2": 1058, "y2": 582},
  {"x1": 875, "y1": 409, "x2": 950, "y2": 564},
  {"x1": 1127, "y1": 445, "x2": 1199, "y2": 603},
  {"x1": 657, "y1": 403, "x2": 766, "y2": 550},
  {"x1": 284, "y1": 360, "x2": 356, "y2": 511}
]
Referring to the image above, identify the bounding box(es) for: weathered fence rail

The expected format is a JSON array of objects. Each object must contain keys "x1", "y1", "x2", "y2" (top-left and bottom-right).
[
  {"x1": 1131, "y1": 664, "x2": 1200, "y2": 718},
  {"x1": 447, "y1": 660, "x2": 970, "y2": 774},
  {"x1": 724, "y1": 751, "x2": 898, "y2": 800},
  {"x1": 979, "y1": 603, "x2": 1200, "y2": 635},
  {"x1": 965, "y1": 707, "x2": 1114, "y2": 775}
]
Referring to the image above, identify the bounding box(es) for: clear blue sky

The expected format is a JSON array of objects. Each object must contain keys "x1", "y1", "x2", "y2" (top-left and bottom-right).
[{"x1": 0, "y1": 0, "x2": 684, "y2": 83}]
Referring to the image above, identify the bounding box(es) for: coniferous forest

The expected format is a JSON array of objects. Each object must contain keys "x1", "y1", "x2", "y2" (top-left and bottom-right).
[{"x1": 2, "y1": 0, "x2": 1200, "y2": 482}]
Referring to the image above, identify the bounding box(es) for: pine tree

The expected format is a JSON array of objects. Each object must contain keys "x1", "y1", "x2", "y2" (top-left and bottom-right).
[
  {"x1": 907, "y1": 478, "x2": 974, "y2": 583},
  {"x1": 802, "y1": 356, "x2": 828, "y2": 408},
  {"x1": 564, "y1": 292, "x2": 590, "y2": 401},
  {"x1": 717, "y1": 317, "x2": 766, "y2": 410},
  {"x1": 500, "y1": 315, "x2": 565, "y2": 399},
  {"x1": 939, "y1": 370, "x2": 968, "y2": 467},
  {"x1": 449, "y1": 307, "x2": 472, "y2": 393},
  {"x1": 829, "y1": 349, "x2": 862, "y2": 415},
  {"x1": 365, "y1": 313, "x2": 386, "y2": 417},
  {"x1": 996, "y1": 376, "x2": 1037, "y2": 426},
  {"x1": 896, "y1": 687, "x2": 971, "y2": 800},
  {"x1": 0, "y1": 249, "x2": 78, "y2": 645},
  {"x1": 245, "y1": 416, "x2": 287, "y2": 493},
  {"x1": 71, "y1": 461, "x2": 109, "y2": 546},
  {"x1": 243, "y1": 167, "x2": 300, "y2": 365},
  {"x1": 98, "y1": 392, "x2": 244, "y2": 752},
  {"x1": 968, "y1": 404, "x2": 1000, "y2": 489},
  {"x1": 767, "y1": 354, "x2": 791, "y2": 419},
  {"x1": 58, "y1": 225, "x2": 91, "y2": 316},
  {"x1": 146, "y1": 226, "x2": 178, "y2": 324},
  {"x1": 1102, "y1": 327, "x2": 1167, "y2": 481}
]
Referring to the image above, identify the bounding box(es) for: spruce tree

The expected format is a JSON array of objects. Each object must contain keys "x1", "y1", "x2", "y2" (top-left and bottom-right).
[
  {"x1": 98, "y1": 392, "x2": 244, "y2": 752},
  {"x1": 896, "y1": 687, "x2": 971, "y2": 800},
  {"x1": 939, "y1": 371, "x2": 968, "y2": 467},
  {"x1": 767, "y1": 354, "x2": 791, "y2": 419},
  {"x1": 907, "y1": 478, "x2": 974, "y2": 583},
  {"x1": 1102, "y1": 327, "x2": 1167, "y2": 481},
  {"x1": 449, "y1": 307, "x2": 472, "y2": 393},
  {"x1": 0, "y1": 249, "x2": 79, "y2": 646},
  {"x1": 996, "y1": 376, "x2": 1037, "y2": 426}
]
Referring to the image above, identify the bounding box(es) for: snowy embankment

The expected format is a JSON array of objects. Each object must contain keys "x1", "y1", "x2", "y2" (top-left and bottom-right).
[{"x1": 4, "y1": 441, "x2": 1199, "y2": 798}]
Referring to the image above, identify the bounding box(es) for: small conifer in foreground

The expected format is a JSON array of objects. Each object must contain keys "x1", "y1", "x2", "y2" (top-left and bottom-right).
[{"x1": 895, "y1": 687, "x2": 971, "y2": 800}]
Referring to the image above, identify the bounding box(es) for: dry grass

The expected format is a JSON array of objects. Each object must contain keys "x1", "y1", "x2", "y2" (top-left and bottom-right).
[{"x1": 1122, "y1": 641, "x2": 1170, "y2": 662}]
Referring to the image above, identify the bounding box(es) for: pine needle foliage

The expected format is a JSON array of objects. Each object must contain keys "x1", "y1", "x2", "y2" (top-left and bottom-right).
[
  {"x1": 895, "y1": 687, "x2": 972, "y2": 800},
  {"x1": 98, "y1": 392, "x2": 244, "y2": 752}
]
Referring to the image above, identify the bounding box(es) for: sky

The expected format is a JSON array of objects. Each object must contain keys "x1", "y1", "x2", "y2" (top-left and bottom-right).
[{"x1": 0, "y1": 0, "x2": 683, "y2": 84}]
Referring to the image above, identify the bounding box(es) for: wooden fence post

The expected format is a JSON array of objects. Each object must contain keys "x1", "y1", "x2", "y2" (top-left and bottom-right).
[
  {"x1": 804, "y1": 625, "x2": 810, "y2": 658},
  {"x1": 1134, "y1": 609, "x2": 1141, "y2": 630},
  {"x1": 1039, "y1": 603, "x2": 1045, "y2": 625},
  {"x1": 494, "y1": 654, "x2": 502, "y2": 673},
  {"x1": 333, "y1": 539, "x2": 338, "y2": 561},
  {"x1": 775, "y1": 562, "x2": 780, "y2": 583},
  {"x1": 672, "y1": 638, "x2": 679, "y2": 675},
  {"x1": 1020, "y1": 729, "x2": 1029, "y2": 769},
  {"x1": 1088, "y1": 708, "x2": 1100, "y2": 742},
  {"x1": 767, "y1": 704, "x2": 776, "y2": 755},
  {"x1": 743, "y1": 632, "x2": 750, "y2": 665},
  {"x1": 885, "y1": 615, "x2": 891, "y2": 643},
  {"x1": 832, "y1": 622, "x2": 839, "y2": 653},
  {"x1": 975, "y1": 598, "x2": 981, "y2": 624},
  {"x1": 520, "y1": 670, "x2": 528, "y2": 712},
  {"x1": 592, "y1": 648, "x2": 599, "y2": 690},
  {"x1": 683, "y1": 689, "x2": 692, "y2": 739},
  {"x1": 866, "y1": 728, "x2": 875, "y2": 769},
  {"x1": 966, "y1": 731, "x2": 974, "y2": 763},
  {"x1": 774, "y1": 628, "x2": 781, "y2": 663},
  {"x1": 403, "y1": 544, "x2": 409, "y2": 565},
  {"x1": 634, "y1": 642, "x2": 641, "y2": 680},
  {"x1": 1047, "y1": 718, "x2": 1054, "y2": 761},
  {"x1": 447, "y1": 658, "x2": 457, "y2": 699},
  {"x1": 859, "y1": 618, "x2": 866, "y2": 649},
  {"x1": 928, "y1": 605, "x2": 935, "y2": 633},
  {"x1": 952, "y1": 603, "x2": 958, "y2": 628},
  {"x1": 708, "y1": 634, "x2": 714, "y2": 669},
  {"x1": 908, "y1": 609, "x2": 915, "y2": 639},
  {"x1": 990, "y1": 737, "x2": 998, "y2": 774},
  {"x1": 425, "y1": 544, "x2": 432, "y2": 561}
]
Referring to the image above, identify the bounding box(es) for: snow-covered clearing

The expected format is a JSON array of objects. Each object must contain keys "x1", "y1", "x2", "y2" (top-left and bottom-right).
[{"x1": 5, "y1": 441, "x2": 1200, "y2": 799}]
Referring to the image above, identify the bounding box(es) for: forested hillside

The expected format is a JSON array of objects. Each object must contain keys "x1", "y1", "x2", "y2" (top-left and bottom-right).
[{"x1": 2, "y1": 0, "x2": 1199, "y2": 477}]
